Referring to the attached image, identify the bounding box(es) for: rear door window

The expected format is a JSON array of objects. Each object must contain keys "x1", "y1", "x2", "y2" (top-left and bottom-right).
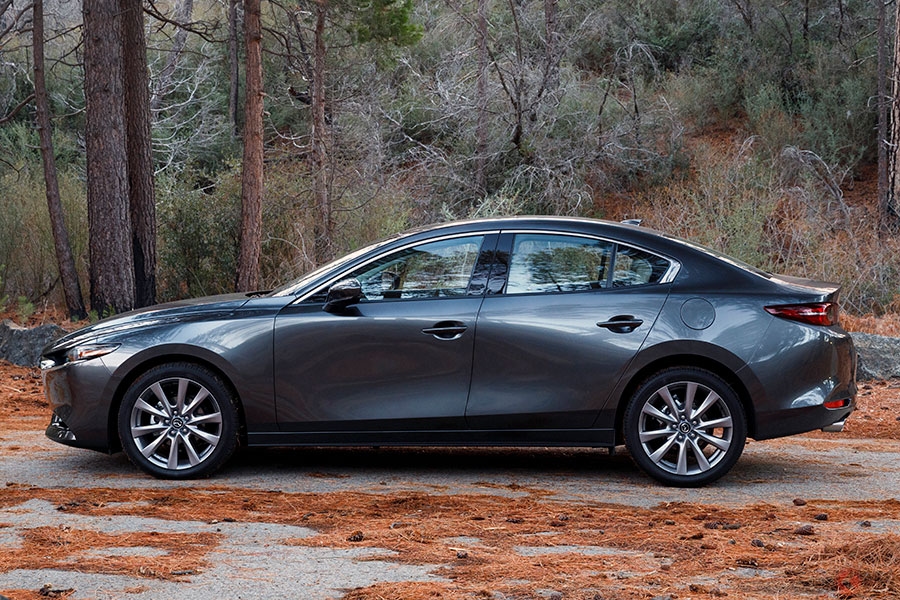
[
  {"x1": 504, "y1": 233, "x2": 671, "y2": 294},
  {"x1": 505, "y1": 234, "x2": 613, "y2": 294}
]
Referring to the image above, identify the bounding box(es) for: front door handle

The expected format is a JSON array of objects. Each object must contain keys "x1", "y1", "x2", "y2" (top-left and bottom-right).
[
  {"x1": 597, "y1": 315, "x2": 643, "y2": 334},
  {"x1": 422, "y1": 321, "x2": 468, "y2": 340}
]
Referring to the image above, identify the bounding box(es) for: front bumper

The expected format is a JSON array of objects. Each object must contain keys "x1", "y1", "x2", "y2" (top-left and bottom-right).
[
  {"x1": 46, "y1": 413, "x2": 78, "y2": 444},
  {"x1": 42, "y1": 358, "x2": 118, "y2": 453}
]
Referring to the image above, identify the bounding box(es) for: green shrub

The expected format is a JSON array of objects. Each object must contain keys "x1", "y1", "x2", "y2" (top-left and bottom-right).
[{"x1": 156, "y1": 170, "x2": 241, "y2": 300}]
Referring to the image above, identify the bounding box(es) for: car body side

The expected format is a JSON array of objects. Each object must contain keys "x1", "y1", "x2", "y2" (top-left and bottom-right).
[{"x1": 42, "y1": 217, "x2": 856, "y2": 456}]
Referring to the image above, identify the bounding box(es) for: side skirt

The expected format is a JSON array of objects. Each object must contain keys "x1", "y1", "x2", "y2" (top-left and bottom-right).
[{"x1": 246, "y1": 428, "x2": 616, "y2": 448}]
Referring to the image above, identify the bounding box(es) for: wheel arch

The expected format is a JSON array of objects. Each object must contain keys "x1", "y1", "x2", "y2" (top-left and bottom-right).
[
  {"x1": 107, "y1": 352, "x2": 248, "y2": 453},
  {"x1": 612, "y1": 351, "x2": 757, "y2": 444}
]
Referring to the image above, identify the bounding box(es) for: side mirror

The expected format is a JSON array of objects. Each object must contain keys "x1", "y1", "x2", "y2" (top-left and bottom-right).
[{"x1": 323, "y1": 278, "x2": 363, "y2": 313}]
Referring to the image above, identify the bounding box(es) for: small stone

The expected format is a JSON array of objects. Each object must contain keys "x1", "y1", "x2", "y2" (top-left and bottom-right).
[
  {"x1": 663, "y1": 519, "x2": 676, "y2": 525},
  {"x1": 751, "y1": 539, "x2": 765, "y2": 548},
  {"x1": 814, "y1": 513, "x2": 829, "y2": 521},
  {"x1": 456, "y1": 549, "x2": 468, "y2": 559},
  {"x1": 793, "y1": 525, "x2": 815, "y2": 536},
  {"x1": 792, "y1": 498, "x2": 807, "y2": 506},
  {"x1": 860, "y1": 520, "x2": 873, "y2": 528},
  {"x1": 347, "y1": 530, "x2": 365, "y2": 542}
]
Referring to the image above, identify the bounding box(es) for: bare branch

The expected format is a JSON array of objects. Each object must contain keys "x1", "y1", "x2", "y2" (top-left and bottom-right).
[{"x1": 0, "y1": 92, "x2": 34, "y2": 124}]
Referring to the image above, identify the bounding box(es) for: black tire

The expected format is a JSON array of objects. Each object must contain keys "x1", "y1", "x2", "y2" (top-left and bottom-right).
[
  {"x1": 118, "y1": 362, "x2": 240, "y2": 479},
  {"x1": 624, "y1": 367, "x2": 746, "y2": 487}
]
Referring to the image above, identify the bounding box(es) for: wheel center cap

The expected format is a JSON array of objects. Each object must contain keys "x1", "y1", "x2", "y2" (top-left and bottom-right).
[
  {"x1": 679, "y1": 422, "x2": 692, "y2": 434},
  {"x1": 171, "y1": 417, "x2": 185, "y2": 429}
]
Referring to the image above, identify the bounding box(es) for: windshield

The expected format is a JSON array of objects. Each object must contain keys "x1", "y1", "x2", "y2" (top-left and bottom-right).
[{"x1": 269, "y1": 235, "x2": 402, "y2": 297}]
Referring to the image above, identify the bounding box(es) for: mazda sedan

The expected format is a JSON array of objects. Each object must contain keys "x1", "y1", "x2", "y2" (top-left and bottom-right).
[{"x1": 41, "y1": 217, "x2": 856, "y2": 486}]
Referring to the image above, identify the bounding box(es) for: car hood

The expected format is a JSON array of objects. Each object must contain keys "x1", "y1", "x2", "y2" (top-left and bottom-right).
[{"x1": 44, "y1": 293, "x2": 255, "y2": 354}]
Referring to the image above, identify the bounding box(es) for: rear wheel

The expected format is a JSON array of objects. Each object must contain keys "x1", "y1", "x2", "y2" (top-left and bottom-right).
[
  {"x1": 624, "y1": 367, "x2": 746, "y2": 487},
  {"x1": 118, "y1": 363, "x2": 239, "y2": 479}
]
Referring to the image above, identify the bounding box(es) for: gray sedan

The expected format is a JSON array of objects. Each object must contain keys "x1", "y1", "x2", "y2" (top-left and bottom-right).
[{"x1": 41, "y1": 217, "x2": 856, "y2": 486}]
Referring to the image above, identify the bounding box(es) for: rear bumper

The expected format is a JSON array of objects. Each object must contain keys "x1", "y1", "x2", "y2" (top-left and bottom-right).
[
  {"x1": 754, "y1": 402, "x2": 854, "y2": 440},
  {"x1": 748, "y1": 325, "x2": 856, "y2": 441}
]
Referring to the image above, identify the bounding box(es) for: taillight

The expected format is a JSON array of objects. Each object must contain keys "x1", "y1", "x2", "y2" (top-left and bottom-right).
[
  {"x1": 764, "y1": 302, "x2": 838, "y2": 326},
  {"x1": 824, "y1": 399, "x2": 850, "y2": 409}
]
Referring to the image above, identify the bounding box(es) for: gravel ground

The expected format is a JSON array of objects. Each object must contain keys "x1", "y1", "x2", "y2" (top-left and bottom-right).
[{"x1": 1, "y1": 423, "x2": 899, "y2": 600}]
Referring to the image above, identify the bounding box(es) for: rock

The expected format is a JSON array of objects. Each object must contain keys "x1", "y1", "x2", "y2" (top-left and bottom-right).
[
  {"x1": 792, "y1": 498, "x2": 807, "y2": 506},
  {"x1": 347, "y1": 530, "x2": 364, "y2": 542},
  {"x1": 793, "y1": 525, "x2": 815, "y2": 536},
  {"x1": 0, "y1": 319, "x2": 65, "y2": 367},
  {"x1": 853, "y1": 333, "x2": 900, "y2": 381}
]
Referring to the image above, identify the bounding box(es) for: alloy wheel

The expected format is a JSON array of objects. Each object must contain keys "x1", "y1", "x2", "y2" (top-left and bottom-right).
[{"x1": 128, "y1": 376, "x2": 224, "y2": 472}]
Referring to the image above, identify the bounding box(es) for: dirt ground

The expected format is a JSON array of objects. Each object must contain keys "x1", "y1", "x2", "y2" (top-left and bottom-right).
[{"x1": 0, "y1": 357, "x2": 899, "y2": 600}]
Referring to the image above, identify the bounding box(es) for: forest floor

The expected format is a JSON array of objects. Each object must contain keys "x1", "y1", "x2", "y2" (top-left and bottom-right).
[{"x1": 0, "y1": 347, "x2": 899, "y2": 599}]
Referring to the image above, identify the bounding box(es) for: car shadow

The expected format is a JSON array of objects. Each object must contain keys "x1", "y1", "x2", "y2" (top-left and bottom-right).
[{"x1": 231, "y1": 445, "x2": 638, "y2": 477}]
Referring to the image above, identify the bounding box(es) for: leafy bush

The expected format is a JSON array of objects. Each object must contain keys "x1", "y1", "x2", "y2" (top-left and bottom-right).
[
  {"x1": 156, "y1": 170, "x2": 241, "y2": 300},
  {"x1": 0, "y1": 152, "x2": 87, "y2": 307}
]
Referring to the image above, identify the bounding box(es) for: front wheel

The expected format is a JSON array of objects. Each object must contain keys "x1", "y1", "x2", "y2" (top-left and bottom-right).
[
  {"x1": 624, "y1": 367, "x2": 746, "y2": 487},
  {"x1": 118, "y1": 363, "x2": 239, "y2": 479}
]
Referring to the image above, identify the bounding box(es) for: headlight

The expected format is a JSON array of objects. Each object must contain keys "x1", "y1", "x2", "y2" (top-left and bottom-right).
[{"x1": 65, "y1": 343, "x2": 120, "y2": 364}]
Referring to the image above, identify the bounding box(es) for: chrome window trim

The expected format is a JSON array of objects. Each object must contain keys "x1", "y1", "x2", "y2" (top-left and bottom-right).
[{"x1": 499, "y1": 229, "x2": 681, "y2": 288}]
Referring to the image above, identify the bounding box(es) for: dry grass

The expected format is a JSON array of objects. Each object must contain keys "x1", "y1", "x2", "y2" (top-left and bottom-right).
[
  {"x1": 1, "y1": 483, "x2": 899, "y2": 599},
  {"x1": 792, "y1": 535, "x2": 900, "y2": 597},
  {"x1": 843, "y1": 312, "x2": 900, "y2": 337},
  {"x1": 5, "y1": 525, "x2": 217, "y2": 580}
]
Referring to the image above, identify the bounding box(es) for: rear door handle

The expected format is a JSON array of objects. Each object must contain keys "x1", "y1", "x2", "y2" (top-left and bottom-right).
[
  {"x1": 422, "y1": 321, "x2": 468, "y2": 340},
  {"x1": 596, "y1": 315, "x2": 643, "y2": 333}
]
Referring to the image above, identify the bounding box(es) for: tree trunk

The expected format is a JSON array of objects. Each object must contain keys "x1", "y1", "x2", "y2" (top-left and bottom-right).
[
  {"x1": 474, "y1": 0, "x2": 488, "y2": 196},
  {"x1": 879, "y1": 0, "x2": 894, "y2": 226},
  {"x1": 121, "y1": 0, "x2": 157, "y2": 307},
  {"x1": 228, "y1": 0, "x2": 241, "y2": 136},
  {"x1": 311, "y1": 0, "x2": 333, "y2": 265},
  {"x1": 544, "y1": 0, "x2": 559, "y2": 93},
  {"x1": 83, "y1": 0, "x2": 135, "y2": 315},
  {"x1": 236, "y1": 0, "x2": 264, "y2": 291},
  {"x1": 889, "y1": 0, "x2": 900, "y2": 221},
  {"x1": 33, "y1": 0, "x2": 86, "y2": 320}
]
